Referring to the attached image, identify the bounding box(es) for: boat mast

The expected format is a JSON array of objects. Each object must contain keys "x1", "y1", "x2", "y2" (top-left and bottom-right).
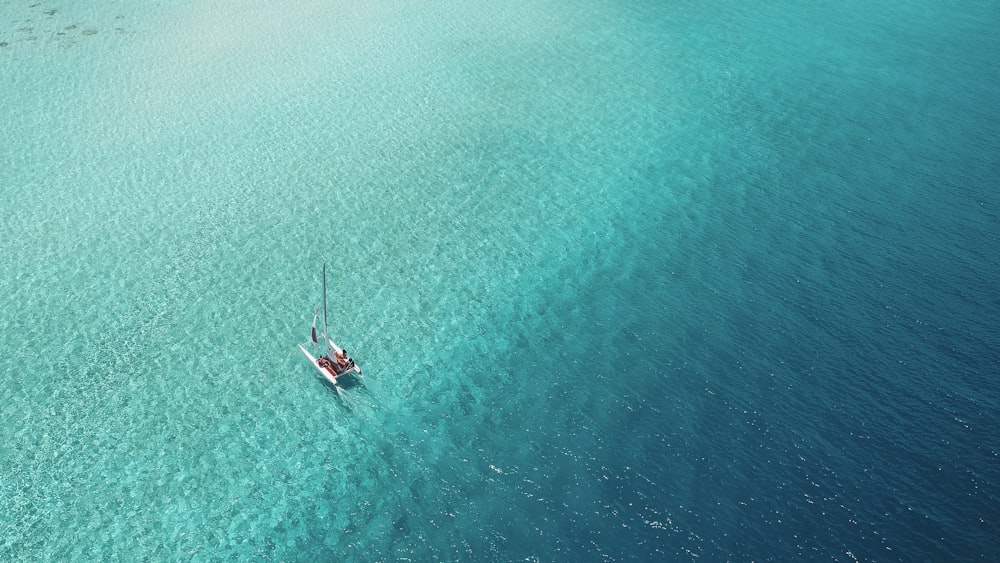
[{"x1": 322, "y1": 262, "x2": 331, "y2": 357}]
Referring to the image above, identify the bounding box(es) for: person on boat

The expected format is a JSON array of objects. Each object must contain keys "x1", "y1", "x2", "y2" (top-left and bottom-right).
[
  {"x1": 317, "y1": 356, "x2": 335, "y2": 374},
  {"x1": 335, "y1": 349, "x2": 349, "y2": 367}
]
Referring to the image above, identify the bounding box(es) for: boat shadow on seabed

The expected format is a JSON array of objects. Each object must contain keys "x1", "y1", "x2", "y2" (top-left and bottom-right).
[{"x1": 323, "y1": 374, "x2": 367, "y2": 413}]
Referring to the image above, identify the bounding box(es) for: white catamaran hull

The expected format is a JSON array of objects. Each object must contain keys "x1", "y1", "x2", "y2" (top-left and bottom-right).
[
  {"x1": 299, "y1": 335, "x2": 362, "y2": 386},
  {"x1": 298, "y1": 343, "x2": 340, "y2": 386}
]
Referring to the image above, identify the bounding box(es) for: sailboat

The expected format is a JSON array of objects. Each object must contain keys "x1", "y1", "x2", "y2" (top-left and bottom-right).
[{"x1": 298, "y1": 263, "x2": 362, "y2": 386}]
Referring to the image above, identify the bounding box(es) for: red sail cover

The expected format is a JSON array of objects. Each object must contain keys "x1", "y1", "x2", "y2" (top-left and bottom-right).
[{"x1": 311, "y1": 304, "x2": 320, "y2": 343}]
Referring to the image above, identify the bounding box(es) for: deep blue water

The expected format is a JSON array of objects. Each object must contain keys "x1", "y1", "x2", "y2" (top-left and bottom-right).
[{"x1": 2, "y1": 0, "x2": 998, "y2": 560}]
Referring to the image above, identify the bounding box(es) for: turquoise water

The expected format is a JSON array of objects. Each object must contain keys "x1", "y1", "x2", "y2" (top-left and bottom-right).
[{"x1": 2, "y1": 0, "x2": 998, "y2": 560}]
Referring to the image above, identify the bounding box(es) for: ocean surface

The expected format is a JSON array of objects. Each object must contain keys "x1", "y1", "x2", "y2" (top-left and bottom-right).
[{"x1": 2, "y1": 0, "x2": 998, "y2": 560}]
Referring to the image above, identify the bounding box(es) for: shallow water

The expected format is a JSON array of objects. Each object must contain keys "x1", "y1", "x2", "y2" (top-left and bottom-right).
[{"x1": 2, "y1": 0, "x2": 998, "y2": 560}]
